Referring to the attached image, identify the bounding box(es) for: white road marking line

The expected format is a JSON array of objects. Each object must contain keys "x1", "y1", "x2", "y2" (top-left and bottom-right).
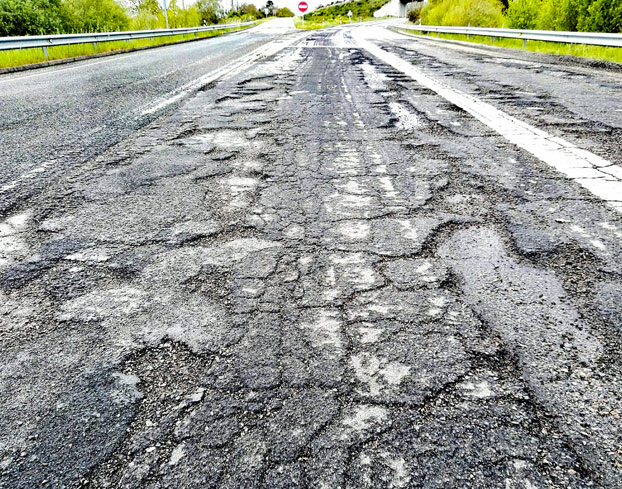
[
  {"x1": 0, "y1": 30, "x2": 255, "y2": 86},
  {"x1": 0, "y1": 160, "x2": 57, "y2": 194},
  {"x1": 138, "y1": 34, "x2": 306, "y2": 117},
  {"x1": 0, "y1": 50, "x2": 160, "y2": 85},
  {"x1": 1, "y1": 33, "x2": 307, "y2": 197},
  {"x1": 353, "y1": 29, "x2": 622, "y2": 214}
]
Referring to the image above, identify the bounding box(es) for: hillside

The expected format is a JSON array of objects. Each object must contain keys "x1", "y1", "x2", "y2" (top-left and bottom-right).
[{"x1": 304, "y1": 0, "x2": 391, "y2": 20}]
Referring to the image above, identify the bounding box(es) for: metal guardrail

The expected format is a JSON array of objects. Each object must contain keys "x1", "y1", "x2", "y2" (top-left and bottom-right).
[
  {"x1": 0, "y1": 21, "x2": 256, "y2": 59},
  {"x1": 398, "y1": 24, "x2": 622, "y2": 48}
]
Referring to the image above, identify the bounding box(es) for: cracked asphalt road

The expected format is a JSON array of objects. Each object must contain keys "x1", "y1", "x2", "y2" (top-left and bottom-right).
[
  {"x1": 0, "y1": 20, "x2": 295, "y2": 215},
  {"x1": 1, "y1": 21, "x2": 622, "y2": 489}
]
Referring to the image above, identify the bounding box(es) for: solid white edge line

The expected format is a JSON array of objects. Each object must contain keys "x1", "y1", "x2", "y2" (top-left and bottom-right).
[
  {"x1": 0, "y1": 32, "x2": 306, "y2": 196},
  {"x1": 0, "y1": 26, "x2": 258, "y2": 85},
  {"x1": 352, "y1": 29, "x2": 622, "y2": 214}
]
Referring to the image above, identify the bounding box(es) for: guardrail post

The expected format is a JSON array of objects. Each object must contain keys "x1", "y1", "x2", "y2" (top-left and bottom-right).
[
  {"x1": 522, "y1": 39, "x2": 527, "y2": 48},
  {"x1": 92, "y1": 42, "x2": 97, "y2": 51},
  {"x1": 42, "y1": 46, "x2": 49, "y2": 60},
  {"x1": 490, "y1": 36, "x2": 495, "y2": 44},
  {"x1": 436, "y1": 32, "x2": 440, "y2": 38}
]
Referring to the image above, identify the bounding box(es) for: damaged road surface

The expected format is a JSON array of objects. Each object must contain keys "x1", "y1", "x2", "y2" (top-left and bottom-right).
[{"x1": 2, "y1": 22, "x2": 622, "y2": 489}]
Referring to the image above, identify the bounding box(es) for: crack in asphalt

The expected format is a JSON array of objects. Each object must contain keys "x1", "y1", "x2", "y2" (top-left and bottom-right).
[{"x1": 1, "y1": 25, "x2": 621, "y2": 489}]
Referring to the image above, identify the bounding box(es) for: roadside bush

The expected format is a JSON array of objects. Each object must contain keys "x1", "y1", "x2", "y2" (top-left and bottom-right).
[
  {"x1": 195, "y1": 0, "x2": 219, "y2": 25},
  {"x1": 131, "y1": 10, "x2": 160, "y2": 29},
  {"x1": 63, "y1": 0, "x2": 130, "y2": 32},
  {"x1": 276, "y1": 7, "x2": 294, "y2": 17},
  {"x1": 506, "y1": 0, "x2": 622, "y2": 33},
  {"x1": 0, "y1": 0, "x2": 69, "y2": 35},
  {"x1": 167, "y1": 6, "x2": 202, "y2": 28},
  {"x1": 407, "y1": 4, "x2": 422, "y2": 23},
  {"x1": 505, "y1": 0, "x2": 540, "y2": 28},
  {"x1": 306, "y1": 0, "x2": 391, "y2": 22},
  {"x1": 239, "y1": 3, "x2": 264, "y2": 19},
  {"x1": 535, "y1": 0, "x2": 578, "y2": 31},
  {"x1": 578, "y1": 0, "x2": 622, "y2": 33},
  {"x1": 420, "y1": 0, "x2": 505, "y2": 27}
]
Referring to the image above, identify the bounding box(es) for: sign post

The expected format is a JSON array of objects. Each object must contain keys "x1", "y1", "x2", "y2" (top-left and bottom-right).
[
  {"x1": 298, "y1": 1, "x2": 308, "y2": 26},
  {"x1": 162, "y1": 0, "x2": 169, "y2": 29},
  {"x1": 347, "y1": 10, "x2": 352, "y2": 23}
]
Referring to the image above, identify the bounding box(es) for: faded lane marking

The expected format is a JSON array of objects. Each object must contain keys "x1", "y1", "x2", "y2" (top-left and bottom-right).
[{"x1": 139, "y1": 33, "x2": 308, "y2": 117}]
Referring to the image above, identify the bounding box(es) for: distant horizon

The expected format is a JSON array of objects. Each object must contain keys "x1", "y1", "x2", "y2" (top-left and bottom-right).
[{"x1": 156, "y1": 0, "x2": 328, "y2": 13}]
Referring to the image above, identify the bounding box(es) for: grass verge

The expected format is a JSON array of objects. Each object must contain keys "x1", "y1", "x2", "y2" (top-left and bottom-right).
[
  {"x1": 0, "y1": 24, "x2": 253, "y2": 69},
  {"x1": 294, "y1": 16, "x2": 382, "y2": 30},
  {"x1": 399, "y1": 29, "x2": 622, "y2": 65}
]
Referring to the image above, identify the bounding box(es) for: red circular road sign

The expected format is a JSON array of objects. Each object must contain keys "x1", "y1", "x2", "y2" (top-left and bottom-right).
[{"x1": 298, "y1": 1, "x2": 308, "y2": 12}]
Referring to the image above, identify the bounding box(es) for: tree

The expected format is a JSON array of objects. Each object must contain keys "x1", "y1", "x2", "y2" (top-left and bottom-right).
[
  {"x1": 276, "y1": 6, "x2": 293, "y2": 16},
  {"x1": 0, "y1": 0, "x2": 69, "y2": 35},
  {"x1": 125, "y1": 0, "x2": 159, "y2": 14},
  {"x1": 195, "y1": 0, "x2": 218, "y2": 24},
  {"x1": 239, "y1": 3, "x2": 263, "y2": 18},
  {"x1": 505, "y1": 0, "x2": 540, "y2": 29},
  {"x1": 407, "y1": 3, "x2": 422, "y2": 22},
  {"x1": 578, "y1": 0, "x2": 622, "y2": 32},
  {"x1": 139, "y1": 0, "x2": 160, "y2": 14},
  {"x1": 63, "y1": 0, "x2": 130, "y2": 32}
]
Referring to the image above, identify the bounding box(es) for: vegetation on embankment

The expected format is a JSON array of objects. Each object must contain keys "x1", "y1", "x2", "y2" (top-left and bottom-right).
[
  {"x1": 0, "y1": 0, "x2": 280, "y2": 69},
  {"x1": 0, "y1": 24, "x2": 252, "y2": 70},
  {"x1": 415, "y1": 0, "x2": 505, "y2": 27},
  {"x1": 413, "y1": 0, "x2": 622, "y2": 33},
  {"x1": 0, "y1": 0, "x2": 274, "y2": 36},
  {"x1": 293, "y1": 16, "x2": 374, "y2": 29},
  {"x1": 399, "y1": 29, "x2": 622, "y2": 64},
  {"x1": 301, "y1": 0, "x2": 391, "y2": 24}
]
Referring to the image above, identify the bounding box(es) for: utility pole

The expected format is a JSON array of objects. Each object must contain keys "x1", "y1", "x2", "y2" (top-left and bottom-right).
[{"x1": 162, "y1": 0, "x2": 170, "y2": 29}]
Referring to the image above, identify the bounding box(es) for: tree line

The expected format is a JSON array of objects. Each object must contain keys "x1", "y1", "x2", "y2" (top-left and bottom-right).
[
  {"x1": 410, "y1": 0, "x2": 621, "y2": 33},
  {"x1": 0, "y1": 0, "x2": 293, "y2": 36}
]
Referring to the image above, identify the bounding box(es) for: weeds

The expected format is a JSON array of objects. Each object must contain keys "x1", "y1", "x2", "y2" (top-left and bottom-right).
[{"x1": 294, "y1": 17, "x2": 375, "y2": 29}]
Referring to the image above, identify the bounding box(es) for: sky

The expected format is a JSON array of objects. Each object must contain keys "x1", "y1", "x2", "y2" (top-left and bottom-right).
[{"x1": 170, "y1": 0, "x2": 328, "y2": 13}]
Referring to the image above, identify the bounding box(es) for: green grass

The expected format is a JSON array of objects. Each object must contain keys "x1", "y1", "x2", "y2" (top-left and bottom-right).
[
  {"x1": 420, "y1": 0, "x2": 504, "y2": 28},
  {"x1": 0, "y1": 24, "x2": 253, "y2": 69},
  {"x1": 399, "y1": 29, "x2": 622, "y2": 65},
  {"x1": 294, "y1": 16, "x2": 376, "y2": 29},
  {"x1": 303, "y1": 0, "x2": 391, "y2": 23}
]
